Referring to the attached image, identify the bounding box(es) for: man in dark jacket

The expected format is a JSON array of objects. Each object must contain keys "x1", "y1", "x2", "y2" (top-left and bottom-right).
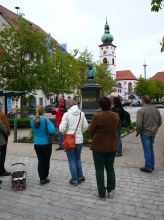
[
  {"x1": 136, "y1": 95, "x2": 162, "y2": 173},
  {"x1": 51, "y1": 94, "x2": 67, "y2": 150}
]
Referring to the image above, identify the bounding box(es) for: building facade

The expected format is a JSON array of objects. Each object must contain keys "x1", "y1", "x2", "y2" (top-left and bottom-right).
[{"x1": 99, "y1": 18, "x2": 138, "y2": 99}]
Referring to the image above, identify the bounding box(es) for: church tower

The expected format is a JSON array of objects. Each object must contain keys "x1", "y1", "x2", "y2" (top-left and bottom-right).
[{"x1": 99, "y1": 18, "x2": 116, "y2": 80}]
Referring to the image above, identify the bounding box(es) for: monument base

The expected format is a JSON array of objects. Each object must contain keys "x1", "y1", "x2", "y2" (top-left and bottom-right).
[{"x1": 81, "y1": 109, "x2": 99, "y2": 123}]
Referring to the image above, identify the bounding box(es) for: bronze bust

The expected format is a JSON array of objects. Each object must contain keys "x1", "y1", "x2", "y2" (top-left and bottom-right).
[{"x1": 85, "y1": 62, "x2": 98, "y2": 80}]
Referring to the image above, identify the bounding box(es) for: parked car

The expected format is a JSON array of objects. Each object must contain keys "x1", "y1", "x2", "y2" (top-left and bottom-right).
[
  {"x1": 132, "y1": 99, "x2": 141, "y2": 107},
  {"x1": 45, "y1": 104, "x2": 56, "y2": 113},
  {"x1": 27, "y1": 105, "x2": 36, "y2": 115},
  {"x1": 122, "y1": 100, "x2": 132, "y2": 107}
]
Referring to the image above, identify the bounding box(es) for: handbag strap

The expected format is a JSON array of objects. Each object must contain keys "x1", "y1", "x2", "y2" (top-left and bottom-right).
[
  {"x1": 74, "y1": 112, "x2": 81, "y2": 135},
  {"x1": 44, "y1": 118, "x2": 48, "y2": 131}
]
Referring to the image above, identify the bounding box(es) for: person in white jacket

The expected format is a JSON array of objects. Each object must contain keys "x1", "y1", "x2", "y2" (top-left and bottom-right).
[{"x1": 59, "y1": 98, "x2": 88, "y2": 186}]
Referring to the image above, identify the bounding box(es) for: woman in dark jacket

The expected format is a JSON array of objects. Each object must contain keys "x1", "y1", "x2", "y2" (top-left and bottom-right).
[
  {"x1": 112, "y1": 97, "x2": 124, "y2": 156},
  {"x1": 89, "y1": 97, "x2": 120, "y2": 200}
]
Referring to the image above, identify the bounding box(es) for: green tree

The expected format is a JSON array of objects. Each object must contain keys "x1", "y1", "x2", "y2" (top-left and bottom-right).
[
  {"x1": 134, "y1": 77, "x2": 148, "y2": 97},
  {"x1": 50, "y1": 46, "x2": 78, "y2": 94},
  {"x1": 74, "y1": 47, "x2": 94, "y2": 95},
  {"x1": 0, "y1": 16, "x2": 54, "y2": 115},
  {"x1": 152, "y1": 79, "x2": 164, "y2": 99},
  {"x1": 95, "y1": 61, "x2": 115, "y2": 96},
  {"x1": 0, "y1": 15, "x2": 78, "y2": 115},
  {"x1": 74, "y1": 48, "x2": 115, "y2": 96},
  {"x1": 151, "y1": 0, "x2": 164, "y2": 52},
  {"x1": 134, "y1": 77, "x2": 164, "y2": 98},
  {"x1": 151, "y1": 0, "x2": 164, "y2": 11},
  {"x1": 0, "y1": 16, "x2": 53, "y2": 93}
]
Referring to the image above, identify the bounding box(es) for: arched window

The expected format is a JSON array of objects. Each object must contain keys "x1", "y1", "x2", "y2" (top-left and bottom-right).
[
  {"x1": 128, "y1": 82, "x2": 132, "y2": 94},
  {"x1": 103, "y1": 58, "x2": 107, "y2": 64},
  {"x1": 29, "y1": 95, "x2": 36, "y2": 106}
]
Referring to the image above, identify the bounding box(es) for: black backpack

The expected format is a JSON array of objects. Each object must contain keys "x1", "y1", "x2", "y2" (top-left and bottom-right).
[{"x1": 121, "y1": 109, "x2": 131, "y2": 128}]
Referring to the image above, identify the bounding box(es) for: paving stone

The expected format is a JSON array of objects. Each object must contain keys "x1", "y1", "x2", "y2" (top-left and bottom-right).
[{"x1": 2, "y1": 109, "x2": 164, "y2": 220}]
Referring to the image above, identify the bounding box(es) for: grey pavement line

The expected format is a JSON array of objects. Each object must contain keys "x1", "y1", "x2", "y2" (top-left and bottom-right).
[{"x1": 5, "y1": 154, "x2": 164, "y2": 173}]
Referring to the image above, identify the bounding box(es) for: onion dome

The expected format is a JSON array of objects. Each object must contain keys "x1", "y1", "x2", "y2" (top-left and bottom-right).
[{"x1": 101, "y1": 18, "x2": 114, "y2": 44}]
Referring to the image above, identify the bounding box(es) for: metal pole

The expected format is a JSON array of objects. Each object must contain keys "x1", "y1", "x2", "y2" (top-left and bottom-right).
[
  {"x1": 143, "y1": 60, "x2": 147, "y2": 79},
  {"x1": 14, "y1": 112, "x2": 17, "y2": 142}
]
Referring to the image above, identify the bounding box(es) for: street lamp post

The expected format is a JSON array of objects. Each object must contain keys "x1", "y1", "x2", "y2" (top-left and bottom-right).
[
  {"x1": 143, "y1": 60, "x2": 147, "y2": 79},
  {"x1": 15, "y1": 7, "x2": 20, "y2": 15}
]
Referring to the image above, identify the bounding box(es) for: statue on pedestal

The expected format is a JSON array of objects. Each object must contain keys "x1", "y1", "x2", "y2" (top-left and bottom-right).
[{"x1": 85, "y1": 62, "x2": 98, "y2": 80}]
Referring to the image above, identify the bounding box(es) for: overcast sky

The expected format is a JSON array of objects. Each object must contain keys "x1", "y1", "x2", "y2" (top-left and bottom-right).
[{"x1": 1, "y1": 0, "x2": 164, "y2": 78}]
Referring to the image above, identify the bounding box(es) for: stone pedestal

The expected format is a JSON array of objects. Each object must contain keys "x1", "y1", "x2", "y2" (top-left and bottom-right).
[{"x1": 81, "y1": 79, "x2": 102, "y2": 123}]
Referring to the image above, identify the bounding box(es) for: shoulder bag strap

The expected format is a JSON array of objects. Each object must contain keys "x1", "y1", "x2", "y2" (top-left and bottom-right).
[
  {"x1": 74, "y1": 112, "x2": 81, "y2": 135},
  {"x1": 44, "y1": 118, "x2": 48, "y2": 131}
]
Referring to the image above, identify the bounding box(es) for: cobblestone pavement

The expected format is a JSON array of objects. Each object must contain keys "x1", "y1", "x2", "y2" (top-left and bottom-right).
[
  {"x1": 0, "y1": 107, "x2": 164, "y2": 220},
  {"x1": 1, "y1": 155, "x2": 164, "y2": 220}
]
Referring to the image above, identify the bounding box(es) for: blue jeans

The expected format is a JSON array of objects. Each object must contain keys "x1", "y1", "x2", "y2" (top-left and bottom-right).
[
  {"x1": 56, "y1": 127, "x2": 63, "y2": 149},
  {"x1": 117, "y1": 126, "x2": 122, "y2": 154},
  {"x1": 65, "y1": 144, "x2": 83, "y2": 183},
  {"x1": 140, "y1": 134, "x2": 155, "y2": 170}
]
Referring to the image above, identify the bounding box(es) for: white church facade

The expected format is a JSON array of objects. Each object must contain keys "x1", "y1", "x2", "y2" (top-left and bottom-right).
[{"x1": 99, "y1": 18, "x2": 138, "y2": 99}]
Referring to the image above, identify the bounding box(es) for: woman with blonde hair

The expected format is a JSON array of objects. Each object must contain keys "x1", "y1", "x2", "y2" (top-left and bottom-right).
[{"x1": 30, "y1": 105, "x2": 55, "y2": 185}]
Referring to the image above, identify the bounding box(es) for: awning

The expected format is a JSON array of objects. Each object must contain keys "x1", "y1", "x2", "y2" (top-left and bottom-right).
[{"x1": 0, "y1": 90, "x2": 26, "y2": 97}]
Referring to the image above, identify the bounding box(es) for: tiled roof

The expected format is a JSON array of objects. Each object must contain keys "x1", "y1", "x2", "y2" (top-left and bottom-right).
[
  {"x1": 151, "y1": 72, "x2": 164, "y2": 83},
  {"x1": 0, "y1": 5, "x2": 60, "y2": 46},
  {"x1": 116, "y1": 70, "x2": 138, "y2": 81}
]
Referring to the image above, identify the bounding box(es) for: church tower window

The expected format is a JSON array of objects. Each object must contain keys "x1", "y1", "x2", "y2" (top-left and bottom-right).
[{"x1": 103, "y1": 58, "x2": 107, "y2": 64}]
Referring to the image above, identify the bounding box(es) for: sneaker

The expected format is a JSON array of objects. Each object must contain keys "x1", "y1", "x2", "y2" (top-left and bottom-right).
[
  {"x1": 115, "y1": 153, "x2": 122, "y2": 157},
  {"x1": 108, "y1": 190, "x2": 114, "y2": 199},
  {"x1": 55, "y1": 147, "x2": 63, "y2": 151},
  {"x1": 0, "y1": 171, "x2": 11, "y2": 176},
  {"x1": 95, "y1": 193, "x2": 106, "y2": 201},
  {"x1": 78, "y1": 176, "x2": 85, "y2": 184},
  {"x1": 69, "y1": 180, "x2": 78, "y2": 186},
  {"x1": 40, "y1": 179, "x2": 50, "y2": 186},
  {"x1": 140, "y1": 167, "x2": 152, "y2": 173}
]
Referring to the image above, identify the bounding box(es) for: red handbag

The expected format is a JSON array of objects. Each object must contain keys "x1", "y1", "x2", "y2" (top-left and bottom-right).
[{"x1": 62, "y1": 113, "x2": 81, "y2": 150}]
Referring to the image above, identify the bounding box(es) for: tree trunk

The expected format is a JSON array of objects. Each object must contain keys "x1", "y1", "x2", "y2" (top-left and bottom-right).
[{"x1": 20, "y1": 96, "x2": 24, "y2": 118}]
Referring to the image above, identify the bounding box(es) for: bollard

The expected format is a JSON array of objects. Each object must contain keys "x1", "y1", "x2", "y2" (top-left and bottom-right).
[{"x1": 14, "y1": 114, "x2": 17, "y2": 142}]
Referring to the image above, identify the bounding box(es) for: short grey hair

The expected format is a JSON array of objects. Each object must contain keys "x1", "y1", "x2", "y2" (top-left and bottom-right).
[{"x1": 66, "y1": 98, "x2": 76, "y2": 109}]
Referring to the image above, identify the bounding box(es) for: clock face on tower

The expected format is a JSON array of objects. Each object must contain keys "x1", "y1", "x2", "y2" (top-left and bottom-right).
[
  {"x1": 103, "y1": 50, "x2": 106, "y2": 54},
  {"x1": 112, "y1": 51, "x2": 114, "y2": 55}
]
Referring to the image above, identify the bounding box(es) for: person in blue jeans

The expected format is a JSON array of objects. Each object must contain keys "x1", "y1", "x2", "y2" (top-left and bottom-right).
[
  {"x1": 111, "y1": 97, "x2": 123, "y2": 157},
  {"x1": 136, "y1": 95, "x2": 162, "y2": 173},
  {"x1": 59, "y1": 99, "x2": 88, "y2": 186},
  {"x1": 30, "y1": 105, "x2": 55, "y2": 185}
]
